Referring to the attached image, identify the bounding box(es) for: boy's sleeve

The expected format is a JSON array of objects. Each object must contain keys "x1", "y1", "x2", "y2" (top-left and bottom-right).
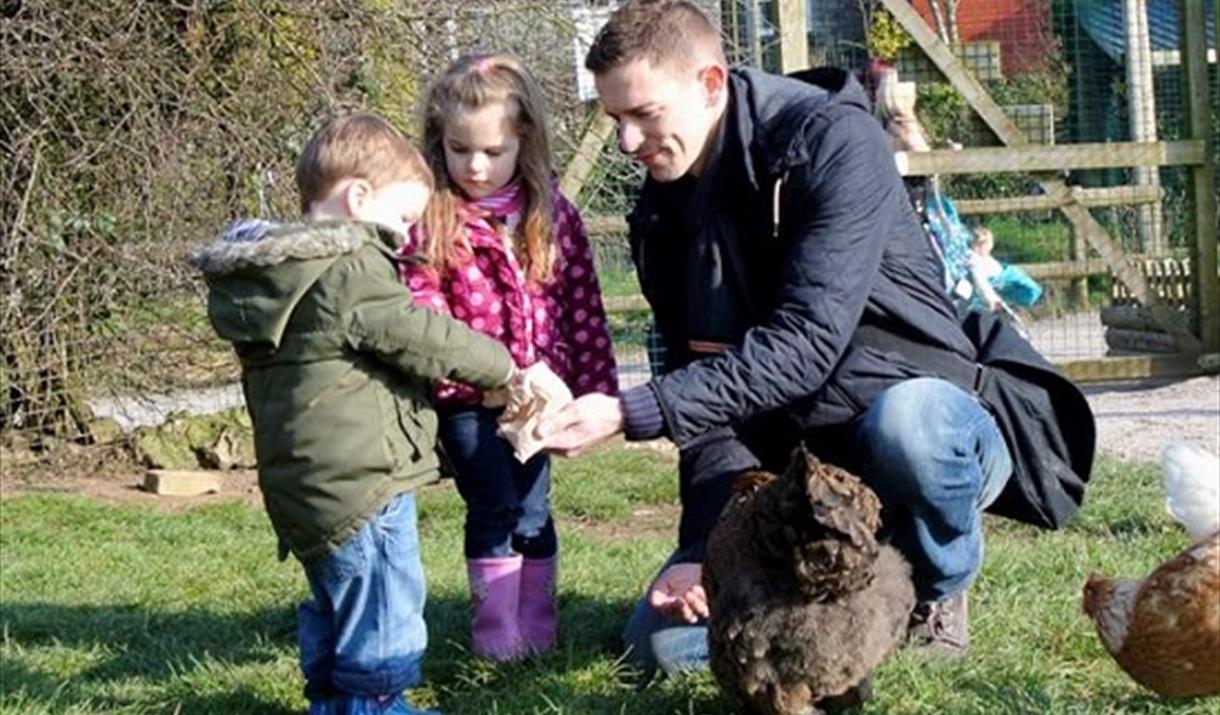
[
  {"x1": 554, "y1": 195, "x2": 619, "y2": 397},
  {"x1": 399, "y1": 240, "x2": 485, "y2": 403},
  {"x1": 342, "y1": 249, "x2": 514, "y2": 389}
]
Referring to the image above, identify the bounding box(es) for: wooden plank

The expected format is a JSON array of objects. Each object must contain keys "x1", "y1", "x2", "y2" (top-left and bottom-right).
[
  {"x1": 143, "y1": 469, "x2": 223, "y2": 497},
  {"x1": 776, "y1": 0, "x2": 809, "y2": 73},
  {"x1": 1182, "y1": 0, "x2": 1220, "y2": 352},
  {"x1": 955, "y1": 185, "x2": 1164, "y2": 214},
  {"x1": 1055, "y1": 354, "x2": 1205, "y2": 383},
  {"x1": 896, "y1": 140, "x2": 1205, "y2": 176},
  {"x1": 1018, "y1": 259, "x2": 1113, "y2": 281},
  {"x1": 878, "y1": 0, "x2": 1202, "y2": 354},
  {"x1": 559, "y1": 112, "x2": 615, "y2": 200}
]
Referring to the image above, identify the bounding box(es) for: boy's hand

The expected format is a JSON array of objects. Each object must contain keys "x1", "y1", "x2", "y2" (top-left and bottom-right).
[
  {"x1": 482, "y1": 387, "x2": 511, "y2": 409},
  {"x1": 496, "y1": 362, "x2": 573, "y2": 462},
  {"x1": 507, "y1": 363, "x2": 569, "y2": 416}
]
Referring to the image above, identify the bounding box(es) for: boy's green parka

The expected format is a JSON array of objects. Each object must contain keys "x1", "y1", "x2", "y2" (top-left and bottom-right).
[{"x1": 193, "y1": 220, "x2": 514, "y2": 561}]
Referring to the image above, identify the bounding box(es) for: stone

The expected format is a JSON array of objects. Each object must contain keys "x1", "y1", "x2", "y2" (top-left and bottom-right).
[
  {"x1": 133, "y1": 409, "x2": 254, "y2": 470},
  {"x1": 143, "y1": 469, "x2": 223, "y2": 496}
]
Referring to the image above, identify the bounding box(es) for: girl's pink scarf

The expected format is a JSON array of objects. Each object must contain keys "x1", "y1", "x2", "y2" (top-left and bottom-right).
[{"x1": 463, "y1": 178, "x2": 525, "y2": 228}]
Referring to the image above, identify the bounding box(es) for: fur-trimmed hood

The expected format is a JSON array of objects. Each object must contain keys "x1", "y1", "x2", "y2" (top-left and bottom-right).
[
  {"x1": 192, "y1": 219, "x2": 401, "y2": 351},
  {"x1": 191, "y1": 219, "x2": 400, "y2": 274}
]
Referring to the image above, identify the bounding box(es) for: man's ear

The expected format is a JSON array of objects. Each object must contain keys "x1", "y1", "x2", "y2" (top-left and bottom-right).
[
  {"x1": 340, "y1": 179, "x2": 372, "y2": 218},
  {"x1": 699, "y1": 63, "x2": 728, "y2": 106}
]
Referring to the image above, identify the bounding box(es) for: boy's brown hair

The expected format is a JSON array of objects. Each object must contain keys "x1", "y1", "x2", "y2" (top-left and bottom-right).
[
  {"x1": 295, "y1": 113, "x2": 433, "y2": 214},
  {"x1": 584, "y1": 0, "x2": 726, "y2": 74}
]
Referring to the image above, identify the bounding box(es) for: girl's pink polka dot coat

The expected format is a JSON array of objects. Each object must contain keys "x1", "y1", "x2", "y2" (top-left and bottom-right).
[{"x1": 401, "y1": 193, "x2": 619, "y2": 406}]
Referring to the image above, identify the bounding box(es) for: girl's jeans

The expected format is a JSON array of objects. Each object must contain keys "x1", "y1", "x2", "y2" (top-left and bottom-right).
[
  {"x1": 298, "y1": 491, "x2": 427, "y2": 700},
  {"x1": 623, "y1": 378, "x2": 1013, "y2": 677},
  {"x1": 438, "y1": 407, "x2": 557, "y2": 559}
]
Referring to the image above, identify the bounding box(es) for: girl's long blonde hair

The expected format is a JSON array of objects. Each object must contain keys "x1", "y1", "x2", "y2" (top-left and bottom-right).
[{"x1": 420, "y1": 52, "x2": 555, "y2": 283}]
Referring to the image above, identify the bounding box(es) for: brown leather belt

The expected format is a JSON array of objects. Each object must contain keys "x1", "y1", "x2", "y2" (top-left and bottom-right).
[{"x1": 688, "y1": 339, "x2": 732, "y2": 354}]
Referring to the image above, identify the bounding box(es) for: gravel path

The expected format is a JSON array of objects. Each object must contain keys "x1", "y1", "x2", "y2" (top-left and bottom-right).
[{"x1": 1082, "y1": 376, "x2": 1219, "y2": 463}]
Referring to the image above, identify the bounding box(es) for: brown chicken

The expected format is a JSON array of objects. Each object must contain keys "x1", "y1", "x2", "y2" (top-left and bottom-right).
[
  {"x1": 703, "y1": 447, "x2": 916, "y2": 715},
  {"x1": 1082, "y1": 532, "x2": 1220, "y2": 699}
]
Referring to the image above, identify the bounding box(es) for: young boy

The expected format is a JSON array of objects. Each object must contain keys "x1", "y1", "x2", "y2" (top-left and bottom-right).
[
  {"x1": 192, "y1": 113, "x2": 518, "y2": 715},
  {"x1": 969, "y1": 226, "x2": 1005, "y2": 313}
]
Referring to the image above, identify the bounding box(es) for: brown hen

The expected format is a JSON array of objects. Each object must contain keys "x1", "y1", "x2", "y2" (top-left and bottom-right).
[
  {"x1": 703, "y1": 447, "x2": 916, "y2": 715},
  {"x1": 1082, "y1": 532, "x2": 1220, "y2": 699}
]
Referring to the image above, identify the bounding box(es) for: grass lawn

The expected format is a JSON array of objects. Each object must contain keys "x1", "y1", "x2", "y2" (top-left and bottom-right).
[{"x1": 1, "y1": 447, "x2": 1214, "y2": 714}]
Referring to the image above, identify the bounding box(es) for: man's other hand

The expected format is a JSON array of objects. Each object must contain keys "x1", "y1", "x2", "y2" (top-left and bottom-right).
[
  {"x1": 647, "y1": 562, "x2": 708, "y2": 624},
  {"x1": 537, "y1": 393, "x2": 624, "y2": 457}
]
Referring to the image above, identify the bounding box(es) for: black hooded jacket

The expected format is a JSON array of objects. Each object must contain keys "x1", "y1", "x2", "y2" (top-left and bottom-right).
[
  {"x1": 619, "y1": 67, "x2": 1094, "y2": 555},
  {"x1": 622, "y1": 67, "x2": 968, "y2": 442}
]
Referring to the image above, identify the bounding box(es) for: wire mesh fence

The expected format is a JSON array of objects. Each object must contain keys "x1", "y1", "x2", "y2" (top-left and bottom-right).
[{"x1": 1, "y1": 0, "x2": 1215, "y2": 458}]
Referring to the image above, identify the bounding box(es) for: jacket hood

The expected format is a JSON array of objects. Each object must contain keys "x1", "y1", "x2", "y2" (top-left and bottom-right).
[
  {"x1": 730, "y1": 66, "x2": 871, "y2": 186},
  {"x1": 192, "y1": 220, "x2": 397, "y2": 351},
  {"x1": 190, "y1": 219, "x2": 392, "y2": 275}
]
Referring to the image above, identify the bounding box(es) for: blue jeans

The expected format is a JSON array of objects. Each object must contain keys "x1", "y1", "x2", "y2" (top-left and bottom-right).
[
  {"x1": 439, "y1": 407, "x2": 557, "y2": 559},
  {"x1": 623, "y1": 378, "x2": 1012, "y2": 677},
  {"x1": 299, "y1": 491, "x2": 427, "y2": 701}
]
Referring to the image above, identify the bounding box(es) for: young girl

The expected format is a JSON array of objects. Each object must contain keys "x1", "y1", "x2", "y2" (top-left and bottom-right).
[{"x1": 403, "y1": 52, "x2": 618, "y2": 661}]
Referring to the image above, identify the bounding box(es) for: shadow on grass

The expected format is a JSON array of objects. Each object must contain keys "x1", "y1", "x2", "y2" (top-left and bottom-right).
[{"x1": 1, "y1": 592, "x2": 660, "y2": 714}]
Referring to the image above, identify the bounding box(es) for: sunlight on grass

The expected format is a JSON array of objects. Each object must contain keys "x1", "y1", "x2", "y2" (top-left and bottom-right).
[{"x1": 2, "y1": 449, "x2": 1216, "y2": 714}]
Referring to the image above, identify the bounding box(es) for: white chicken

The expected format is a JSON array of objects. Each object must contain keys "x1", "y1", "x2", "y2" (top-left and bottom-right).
[
  {"x1": 1162, "y1": 441, "x2": 1219, "y2": 542},
  {"x1": 1081, "y1": 440, "x2": 1220, "y2": 699}
]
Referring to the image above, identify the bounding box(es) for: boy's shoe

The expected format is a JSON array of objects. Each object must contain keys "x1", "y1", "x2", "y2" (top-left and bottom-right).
[
  {"x1": 519, "y1": 555, "x2": 558, "y2": 654},
  {"x1": 340, "y1": 695, "x2": 440, "y2": 715},
  {"x1": 906, "y1": 591, "x2": 969, "y2": 657},
  {"x1": 467, "y1": 555, "x2": 527, "y2": 660}
]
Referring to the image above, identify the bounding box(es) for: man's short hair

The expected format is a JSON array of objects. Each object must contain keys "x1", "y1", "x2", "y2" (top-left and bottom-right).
[
  {"x1": 585, "y1": 0, "x2": 726, "y2": 74},
  {"x1": 295, "y1": 113, "x2": 433, "y2": 214}
]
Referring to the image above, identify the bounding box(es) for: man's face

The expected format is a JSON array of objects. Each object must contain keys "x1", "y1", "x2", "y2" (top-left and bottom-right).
[{"x1": 594, "y1": 58, "x2": 725, "y2": 182}]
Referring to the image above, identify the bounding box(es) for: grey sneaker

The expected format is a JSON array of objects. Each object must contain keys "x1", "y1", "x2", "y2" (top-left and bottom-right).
[{"x1": 907, "y1": 591, "x2": 969, "y2": 657}]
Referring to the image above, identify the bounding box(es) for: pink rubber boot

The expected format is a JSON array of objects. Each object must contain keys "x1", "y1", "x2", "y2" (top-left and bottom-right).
[
  {"x1": 466, "y1": 556, "x2": 526, "y2": 660},
  {"x1": 519, "y1": 556, "x2": 558, "y2": 654}
]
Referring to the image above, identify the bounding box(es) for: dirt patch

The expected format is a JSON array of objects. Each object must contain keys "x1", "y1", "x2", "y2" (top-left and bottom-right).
[
  {"x1": 569, "y1": 502, "x2": 681, "y2": 544},
  {"x1": 1082, "y1": 375, "x2": 1219, "y2": 463},
  {"x1": 1, "y1": 456, "x2": 262, "y2": 511}
]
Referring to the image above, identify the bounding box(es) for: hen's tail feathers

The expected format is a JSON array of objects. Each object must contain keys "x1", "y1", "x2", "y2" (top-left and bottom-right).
[
  {"x1": 781, "y1": 446, "x2": 884, "y2": 599},
  {"x1": 1162, "y1": 441, "x2": 1220, "y2": 542}
]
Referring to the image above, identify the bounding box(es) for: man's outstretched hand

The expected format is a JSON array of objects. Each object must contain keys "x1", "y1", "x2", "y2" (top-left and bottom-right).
[
  {"x1": 648, "y1": 562, "x2": 709, "y2": 624},
  {"x1": 537, "y1": 393, "x2": 624, "y2": 457}
]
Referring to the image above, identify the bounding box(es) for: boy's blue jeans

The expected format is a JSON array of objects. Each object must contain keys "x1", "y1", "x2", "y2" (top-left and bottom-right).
[
  {"x1": 299, "y1": 490, "x2": 427, "y2": 701},
  {"x1": 438, "y1": 407, "x2": 557, "y2": 559},
  {"x1": 623, "y1": 378, "x2": 1013, "y2": 677}
]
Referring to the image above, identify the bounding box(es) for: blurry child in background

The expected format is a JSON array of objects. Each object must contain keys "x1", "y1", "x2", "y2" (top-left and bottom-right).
[{"x1": 970, "y1": 225, "x2": 1043, "y2": 313}]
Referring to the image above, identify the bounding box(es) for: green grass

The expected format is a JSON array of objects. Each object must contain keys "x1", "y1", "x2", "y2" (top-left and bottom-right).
[{"x1": 1, "y1": 448, "x2": 1214, "y2": 714}]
